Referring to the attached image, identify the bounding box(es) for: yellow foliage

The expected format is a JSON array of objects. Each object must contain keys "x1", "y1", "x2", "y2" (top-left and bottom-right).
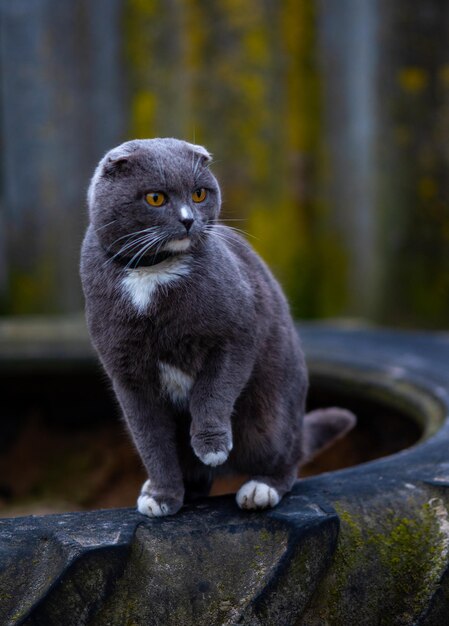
[
  {"x1": 418, "y1": 177, "x2": 438, "y2": 199},
  {"x1": 123, "y1": 0, "x2": 346, "y2": 318},
  {"x1": 132, "y1": 91, "x2": 156, "y2": 139},
  {"x1": 398, "y1": 67, "x2": 428, "y2": 93},
  {"x1": 438, "y1": 64, "x2": 449, "y2": 87}
]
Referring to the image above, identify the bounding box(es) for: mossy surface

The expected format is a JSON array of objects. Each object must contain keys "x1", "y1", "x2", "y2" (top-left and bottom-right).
[{"x1": 299, "y1": 489, "x2": 449, "y2": 625}]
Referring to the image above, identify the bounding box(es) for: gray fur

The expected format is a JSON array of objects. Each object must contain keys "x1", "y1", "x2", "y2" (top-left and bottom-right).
[{"x1": 80, "y1": 138, "x2": 354, "y2": 516}]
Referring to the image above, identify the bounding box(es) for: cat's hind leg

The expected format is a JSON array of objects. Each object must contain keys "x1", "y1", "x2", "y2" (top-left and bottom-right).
[{"x1": 236, "y1": 470, "x2": 297, "y2": 510}]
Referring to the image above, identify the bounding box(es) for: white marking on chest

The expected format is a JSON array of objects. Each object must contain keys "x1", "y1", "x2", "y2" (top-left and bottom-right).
[
  {"x1": 121, "y1": 259, "x2": 190, "y2": 312},
  {"x1": 159, "y1": 361, "x2": 194, "y2": 405}
]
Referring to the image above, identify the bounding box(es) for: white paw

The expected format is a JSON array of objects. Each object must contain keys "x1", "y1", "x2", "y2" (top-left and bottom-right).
[
  {"x1": 137, "y1": 480, "x2": 170, "y2": 518},
  {"x1": 236, "y1": 480, "x2": 280, "y2": 510},
  {"x1": 201, "y1": 450, "x2": 229, "y2": 466},
  {"x1": 137, "y1": 494, "x2": 170, "y2": 517}
]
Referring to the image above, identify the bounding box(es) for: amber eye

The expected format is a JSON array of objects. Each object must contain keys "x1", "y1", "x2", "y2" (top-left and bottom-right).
[
  {"x1": 192, "y1": 188, "x2": 207, "y2": 203},
  {"x1": 145, "y1": 192, "x2": 166, "y2": 207}
]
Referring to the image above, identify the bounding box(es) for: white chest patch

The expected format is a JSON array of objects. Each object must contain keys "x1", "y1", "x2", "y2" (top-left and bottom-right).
[
  {"x1": 121, "y1": 259, "x2": 190, "y2": 313},
  {"x1": 159, "y1": 361, "x2": 194, "y2": 405}
]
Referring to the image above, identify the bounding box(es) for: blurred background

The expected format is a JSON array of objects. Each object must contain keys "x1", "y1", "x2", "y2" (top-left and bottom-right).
[
  {"x1": 1, "y1": 0, "x2": 449, "y2": 328},
  {"x1": 1, "y1": 0, "x2": 449, "y2": 516}
]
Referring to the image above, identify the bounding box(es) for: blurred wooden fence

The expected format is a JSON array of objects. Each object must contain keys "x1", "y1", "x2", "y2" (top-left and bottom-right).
[
  {"x1": 1, "y1": 0, "x2": 449, "y2": 327},
  {"x1": 0, "y1": 0, "x2": 126, "y2": 314}
]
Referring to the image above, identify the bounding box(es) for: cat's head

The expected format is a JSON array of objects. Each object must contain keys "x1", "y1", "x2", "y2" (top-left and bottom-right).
[{"x1": 87, "y1": 138, "x2": 221, "y2": 258}]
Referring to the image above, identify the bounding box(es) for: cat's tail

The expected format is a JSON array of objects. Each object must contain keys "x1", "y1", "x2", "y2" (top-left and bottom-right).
[{"x1": 301, "y1": 408, "x2": 357, "y2": 464}]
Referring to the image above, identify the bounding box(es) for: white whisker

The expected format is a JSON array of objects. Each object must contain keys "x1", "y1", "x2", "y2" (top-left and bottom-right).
[
  {"x1": 212, "y1": 224, "x2": 257, "y2": 240},
  {"x1": 104, "y1": 235, "x2": 156, "y2": 265},
  {"x1": 114, "y1": 231, "x2": 161, "y2": 256},
  {"x1": 126, "y1": 233, "x2": 168, "y2": 269},
  {"x1": 193, "y1": 154, "x2": 203, "y2": 179},
  {"x1": 94, "y1": 219, "x2": 117, "y2": 232},
  {"x1": 104, "y1": 231, "x2": 167, "y2": 267},
  {"x1": 203, "y1": 227, "x2": 242, "y2": 251},
  {"x1": 109, "y1": 226, "x2": 160, "y2": 248}
]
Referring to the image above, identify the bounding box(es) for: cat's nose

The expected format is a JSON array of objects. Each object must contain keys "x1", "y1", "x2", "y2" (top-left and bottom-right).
[{"x1": 179, "y1": 217, "x2": 194, "y2": 232}]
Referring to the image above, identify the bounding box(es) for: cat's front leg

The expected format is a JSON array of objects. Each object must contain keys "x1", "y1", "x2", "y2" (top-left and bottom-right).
[
  {"x1": 137, "y1": 477, "x2": 183, "y2": 517},
  {"x1": 189, "y1": 347, "x2": 253, "y2": 467},
  {"x1": 190, "y1": 418, "x2": 233, "y2": 467},
  {"x1": 113, "y1": 380, "x2": 185, "y2": 517}
]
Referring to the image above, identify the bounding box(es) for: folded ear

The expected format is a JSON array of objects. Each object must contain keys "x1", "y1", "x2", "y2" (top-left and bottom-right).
[
  {"x1": 101, "y1": 140, "x2": 146, "y2": 178},
  {"x1": 186, "y1": 142, "x2": 212, "y2": 165},
  {"x1": 88, "y1": 146, "x2": 136, "y2": 208},
  {"x1": 102, "y1": 154, "x2": 132, "y2": 178},
  {"x1": 301, "y1": 408, "x2": 357, "y2": 465}
]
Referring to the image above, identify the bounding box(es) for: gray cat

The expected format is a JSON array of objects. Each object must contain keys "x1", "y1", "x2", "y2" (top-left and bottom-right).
[{"x1": 80, "y1": 138, "x2": 355, "y2": 517}]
